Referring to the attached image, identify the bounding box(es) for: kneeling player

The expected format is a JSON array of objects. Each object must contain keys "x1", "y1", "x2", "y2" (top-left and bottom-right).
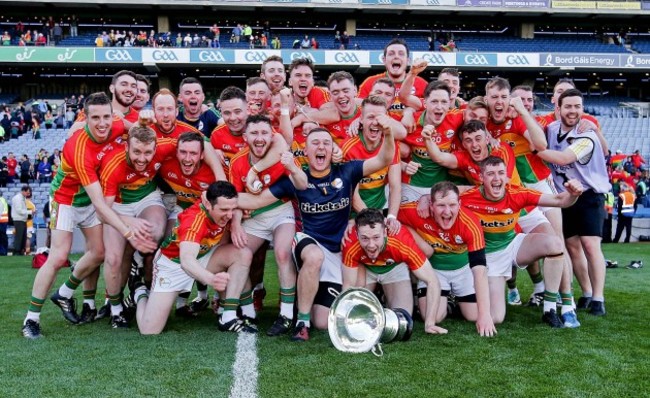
[
  {"x1": 342, "y1": 209, "x2": 447, "y2": 334},
  {"x1": 132, "y1": 182, "x2": 254, "y2": 335}
]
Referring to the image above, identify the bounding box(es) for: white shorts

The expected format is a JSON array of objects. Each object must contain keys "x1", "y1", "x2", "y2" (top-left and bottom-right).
[
  {"x1": 292, "y1": 232, "x2": 342, "y2": 284},
  {"x1": 524, "y1": 176, "x2": 557, "y2": 212},
  {"x1": 113, "y1": 190, "x2": 165, "y2": 218},
  {"x1": 243, "y1": 201, "x2": 295, "y2": 241},
  {"x1": 151, "y1": 247, "x2": 217, "y2": 293},
  {"x1": 50, "y1": 200, "x2": 100, "y2": 232},
  {"x1": 400, "y1": 183, "x2": 430, "y2": 204},
  {"x1": 366, "y1": 263, "x2": 410, "y2": 285},
  {"x1": 486, "y1": 233, "x2": 526, "y2": 278},
  {"x1": 518, "y1": 207, "x2": 549, "y2": 234},
  {"x1": 417, "y1": 264, "x2": 476, "y2": 297}
]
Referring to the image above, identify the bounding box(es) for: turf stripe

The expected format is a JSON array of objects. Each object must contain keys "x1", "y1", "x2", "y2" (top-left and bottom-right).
[{"x1": 229, "y1": 333, "x2": 258, "y2": 398}]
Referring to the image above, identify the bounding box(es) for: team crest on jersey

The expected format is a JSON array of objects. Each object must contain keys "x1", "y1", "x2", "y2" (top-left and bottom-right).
[
  {"x1": 454, "y1": 235, "x2": 463, "y2": 244},
  {"x1": 154, "y1": 163, "x2": 161, "y2": 170},
  {"x1": 198, "y1": 121, "x2": 204, "y2": 131},
  {"x1": 502, "y1": 208, "x2": 513, "y2": 214},
  {"x1": 332, "y1": 178, "x2": 343, "y2": 190},
  {"x1": 199, "y1": 182, "x2": 209, "y2": 189},
  {"x1": 445, "y1": 129, "x2": 455, "y2": 139},
  {"x1": 386, "y1": 258, "x2": 395, "y2": 266},
  {"x1": 505, "y1": 120, "x2": 512, "y2": 130}
]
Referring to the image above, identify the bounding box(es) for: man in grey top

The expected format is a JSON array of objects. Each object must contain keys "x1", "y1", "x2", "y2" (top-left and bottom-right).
[
  {"x1": 538, "y1": 88, "x2": 611, "y2": 317},
  {"x1": 11, "y1": 185, "x2": 31, "y2": 256}
]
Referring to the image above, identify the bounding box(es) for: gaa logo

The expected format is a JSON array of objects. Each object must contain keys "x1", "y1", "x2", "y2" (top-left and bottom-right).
[
  {"x1": 463, "y1": 54, "x2": 489, "y2": 65},
  {"x1": 105, "y1": 49, "x2": 133, "y2": 61},
  {"x1": 427, "y1": 0, "x2": 441, "y2": 3},
  {"x1": 506, "y1": 55, "x2": 530, "y2": 65},
  {"x1": 290, "y1": 52, "x2": 316, "y2": 62},
  {"x1": 334, "y1": 52, "x2": 360, "y2": 63},
  {"x1": 377, "y1": 0, "x2": 393, "y2": 4},
  {"x1": 198, "y1": 50, "x2": 226, "y2": 62},
  {"x1": 152, "y1": 50, "x2": 178, "y2": 61},
  {"x1": 244, "y1": 51, "x2": 270, "y2": 62},
  {"x1": 422, "y1": 53, "x2": 446, "y2": 65}
]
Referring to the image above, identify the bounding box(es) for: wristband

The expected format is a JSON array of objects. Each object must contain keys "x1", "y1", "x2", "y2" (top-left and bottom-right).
[
  {"x1": 123, "y1": 229, "x2": 134, "y2": 240},
  {"x1": 281, "y1": 108, "x2": 290, "y2": 116},
  {"x1": 386, "y1": 214, "x2": 397, "y2": 220},
  {"x1": 251, "y1": 164, "x2": 260, "y2": 174}
]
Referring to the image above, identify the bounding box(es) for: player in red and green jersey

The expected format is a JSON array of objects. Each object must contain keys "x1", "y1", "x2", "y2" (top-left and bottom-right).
[
  {"x1": 401, "y1": 81, "x2": 465, "y2": 202},
  {"x1": 342, "y1": 208, "x2": 447, "y2": 335},
  {"x1": 461, "y1": 156, "x2": 584, "y2": 328},
  {"x1": 288, "y1": 57, "x2": 330, "y2": 111},
  {"x1": 21, "y1": 93, "x2": 158, "y2": 340},
  {"x1": 324, "y1": 71, "x2": 362, "y2": 145},
  {"x1": 131, "y1": 181, "x2": 255, "y2": 335},
  {"x1": 358, "y1": 39, "x2": 428, "y2": 119},
  {"x1": 341, "y1": 96, "x2": 402, "y2": 234},
  {"x1": 399, "y1": 181, "x2": 496, "y2": 337},
  {"x1": 97, "y1": 125, "x2": 173, "y2": 327},
  {"x1": 68, "y1": 70, "x2": 139, "y2": 137},
  {"x1": 421, "y1": 119, "x2": 521, "y2": 186},
  {"x1": 229, "y1": 115, "x2": 306, "y2": 336}
]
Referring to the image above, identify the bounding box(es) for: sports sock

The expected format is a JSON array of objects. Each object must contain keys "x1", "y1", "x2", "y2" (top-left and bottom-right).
[
  {"x1": 280, "y1": 287, "x2": 296, "y2": 319},
  {"x1": 506, "y1": 279, "x2": 517, "y2": 290},
  {"x1": 560, "y1": 292, "x2": 573, "y2": 315},
  {"x1": 83, "y1": 289, "x2": 96, "y2": 309},
  {"x1": 25, "y1": 311, "x2": 41, "y2": 323},
  {"x1": 543, "y1": 290, "x2": 559, "y2": 313},
  {"x1": 134, "y1": 286, "x2": 148, "y2": 303},
  {"x1": 240, "y1": 290, "x2": 255, "y2": 318},
  {"x1": 297, "y1": 312, "x2": 311, "y2": 329},
  {"x1": 530, "y1": 270, "x2": 544, "y2": 293},
  {"x1": 198, "y1": 289, "x2": 208, "y2": 300},
  {"x1": 58, "y1": 274, "x2": 82, "y2": 299},
  {"x1": 582, "y1": 291, "x2": 593, "y2": 298},
  {"x1": 508, "y1": 287, "x2": 519, "y2": 294},
  {"x1": 108, "y1": 293, "x2": 123, "y2": 316},
  {"x1": 221, "y1": 298, "x2": 239, "y2": 323},
  {"x1": 176, "y1": 292, "x2": 189, "y2": 308},
  {"x1": 591, "y1": 296, "x2": 604, "y2": 302},
  {"x1": 26, "y1": 296, "x2": 46, "y2": 322}
]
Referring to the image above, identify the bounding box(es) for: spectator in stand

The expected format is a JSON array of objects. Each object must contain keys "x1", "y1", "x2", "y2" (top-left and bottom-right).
[
  {"x1": 2, "y1": 31, "x2": 11, "y2": 46},
  {"x1": 148, "y1": 32, "x2": 157, "y2": 47},
  {"x1": 340, "y1": 31, "x2": 350, "y2": 49},
  {"x1": 176, "y1": 33, "x2": 183, "y2": 47},
  {"x1": 249, "y1": 35, "x2": 255, "y2": 49},
  {"x1": 271, "y1": 36, "x2": 281, "y2": 49},
  {"x1": 54, "y1": 112, "x2": 65, "y2": 129},
  {"x1": 0, "y1": 157, "x2": 8, "y2": 187},
  {"x1": 48, "y1": 148, "x2": 61, "y2": 166},
  {"x1": 631, "y1": 149, "x2": 646, "y2": 172},
  {"x1": 0, "y1": 124, "x2": 5, "y2": 143},
  {"x1": 95, "y1": 33, "x2": 104, "y2": 47},
  {"x1": 192, "y1": 33, "x2": 201, "y2": 47},
  {"x1": 440, "y1": 38, "x2": 456, "y2": 52},
  {"x1": 183, "y1": 33, "x2": 192, "y2": 48},
  {"x1": 53, "y1": 23, "x2": 62, "y2": 45},
  {"x1": 43, "y1": 110, "x2": 54, "y2": 129},
  {"x1": 243, "y1": 24, "x2": 252, "y2": 42},
  {"x1": 31, "y1": 116, "x2": 41, "y2": 139},
  {"x1": 210, "y1": 24, "x2": 220, "y2": 43},
  {"x1": 16, "y1": 21, "x2": 24, "y2": 35},
  {"x1": 69, "y1": 15, "x2": 78, "y2": 37},
  {"x1": 427, "y1": 36, "x2": 435, "y2": 51},
  {"x1": 635, "y1": 174, "x2": 648, "y2": 208},
  {"x1": 19, "y1": 154, "x2": 31, "y2": 184},
  {"x1": 11, "y1": 185, "x2": 31, "y2": 256},
  {"x1": 25, "y1": 192, "x2": 35, "y2": 255},
  {"x1": 0, "y1": 191, "x2": 7, "y2": 255},
  {"x1": 232, "y1": 24, "x2": 242, "y2": 43},
  {"x1": 35, "y1": 33, "x2": 47, "y2": 46},
  {"x1": 311, "y1": 37, "x2": 319, "y2": 49},
  {"x1": 300, "y1": 35, "x2": 311, "y2": 49},
  {"x1": 102, "y1": 31, "x2": 110, "y2": 46},
  {"x1": 260, "y1": 33, "x2": 268, "y2": 49},
  {"x1": 65, "y1": 107, "x2": 75, "y2": 128},
  {"x1": 37, "y1": 156, "x2": 52, "y2": 184},
  {"x1": 6, "y1": 152, "x2": 17, "y2": 183},
  {"x1": 1, "y1": 114, "x2": 10, "y2": 136},
  {"x1": 334, "y1": 31, "x2": 341, "y2": 47}
]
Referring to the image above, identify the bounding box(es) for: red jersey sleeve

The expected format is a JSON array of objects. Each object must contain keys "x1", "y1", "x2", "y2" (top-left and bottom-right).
[{"x1": 390, "y1": 228, "x2": 427, "y2": 271}]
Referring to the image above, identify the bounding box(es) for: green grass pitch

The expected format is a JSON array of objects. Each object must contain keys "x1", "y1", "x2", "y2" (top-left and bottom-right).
[{"x1": 1, "y1": 243, "x2": 648, "y2": 397}]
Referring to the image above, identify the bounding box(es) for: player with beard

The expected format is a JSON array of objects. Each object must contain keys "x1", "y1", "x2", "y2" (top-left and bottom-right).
[
  {"x1": 96, "y1": 125, "x2": 174, "y2": 328},
  {"x1": 69, "y1": 70, "x2": 140, "y2": 135},
  {"x1": 236, "y1": 121, "x2": 396, "y2": 341},
  {"x1": 537, "y1": 89, "x2": 611, "y2": 317},
  {"x1": 260, "y1": 55, "x2": 286, "y2": 94},
  {"x1": 341, "y1": 96, "x2": 401, "y2": 234},
  {"x1": 400, "y1": 81, "x2": 464, "y2": 203},
  {"x1": 399, "y1": 181, "x2": 495, "y2": 336},
  {"x1": 358, "y1": 39, "x2": 427, "y2": 119},
  {"x1": 229, "y1": 115, "x2": 306, "y2": 336},
  {"x1": 177, "y1": 77, "x2": 220, "y2": 138},
  {"x1": 131, "y1": 74, "x2": 151, "y2": 112},
  {"x1": 21, "y1": 93, "x2": 157, "y2": 339},
  {"x1": 342, "y1": 208, "x2": 447, "y2": 335},
  {"x1": 461, "y1": 156, "x2": 583, "y2": 328}
]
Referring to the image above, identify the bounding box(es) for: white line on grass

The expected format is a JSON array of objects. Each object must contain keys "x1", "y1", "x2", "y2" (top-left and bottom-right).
[{"x1": 229, "y1": 333, "x2": 259, "y2": 398}]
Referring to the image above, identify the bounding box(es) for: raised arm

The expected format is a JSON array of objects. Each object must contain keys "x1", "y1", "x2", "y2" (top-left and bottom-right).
[
  {"x1": 398, "y1": 59, "x2": 427, "y2": 111},
  {"x1": 362, "y1": 114, "x2": 395, "y2": 176},
  {"x1": 421, "y1": 124, "x2": 458, "y2": 169},
  {"x1": 511, "y1": 96, "x2": 547, "y2": 152}
]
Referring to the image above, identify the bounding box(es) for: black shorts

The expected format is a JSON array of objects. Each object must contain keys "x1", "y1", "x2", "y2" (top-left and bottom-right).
[
  {"x1": 314, "y1": 281, "x2": 341, "y2": 308},
  {"x1": 562, "y1": 190, "x2": 606, "y2": 238},
  {"x1": 416, "y1": 287, "x2": 476, "y2": 303}
]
